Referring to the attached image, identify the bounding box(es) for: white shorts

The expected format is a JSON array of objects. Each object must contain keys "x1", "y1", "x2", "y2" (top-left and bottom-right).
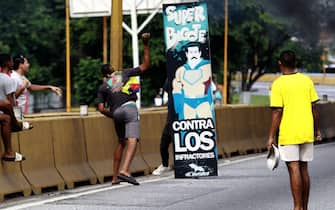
[{"x1": 278, "y1": 143, "x2": 314, "y2": 162}]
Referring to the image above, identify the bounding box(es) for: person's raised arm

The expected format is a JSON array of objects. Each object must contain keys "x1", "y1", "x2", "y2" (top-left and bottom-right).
[{"x1": 139, "y1": 33, "x2": 150, "y2": 72}]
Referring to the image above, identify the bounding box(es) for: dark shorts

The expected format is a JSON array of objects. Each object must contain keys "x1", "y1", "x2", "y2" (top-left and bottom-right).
[{"x1": 112, "y1": 102, "x2": 140, "y2": 141}]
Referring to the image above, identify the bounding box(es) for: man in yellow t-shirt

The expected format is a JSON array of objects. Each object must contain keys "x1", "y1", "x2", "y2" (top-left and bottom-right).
[{"x1": 267, "y1": 50, "x2": 322, "y2": 210}]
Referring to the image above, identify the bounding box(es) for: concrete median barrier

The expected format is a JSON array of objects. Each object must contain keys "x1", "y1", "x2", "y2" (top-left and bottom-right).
[
  {"x1": 128, "y1": 147, "x2": 151, "y2": 175},
  {"x1": 214, "y1": 106, "x2": 226, "y2": 157},
  {"x1": 330, "y1": 103, "x2": 335, "y2": 139},
  {"x1": 318, "y1": 103, "x2": 335, "y2": 139},
  {"x1": 51, "y1": 117, "x2": 97, "y2": 189},
  {"x1": 215, "y1": 106, "x2": 240, "y2": 157},
  {"x1": 139, "y1": 111, "x2": 166, "y2": 171},
  {"x1": 216, "y1": 106, "x2": 260, "y2": 157},
  {"x1": 0, "y1": 133, "x2": 31, "y2": 201},
  {"x1": 249, "y1": 106, "x2": 271, "y2": 152},
  {"x1": 82, "y1": 116, "x2": 118, "y2": 183},
  {"x1": 18, "y1": 119, "x2": 65, "y2": 194},
  {"x1": 229, "y1": 105, "x2": 258, "y2": 155}
]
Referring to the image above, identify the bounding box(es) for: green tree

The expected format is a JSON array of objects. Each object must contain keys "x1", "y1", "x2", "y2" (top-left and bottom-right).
[
  {"x1": 209, "y1": 0, "x2": 325, "y2": 93},
  {"x1": 73, "y1": 57, "x2": 102, "y2": 105},
  {"x1": 228, "y1": 1, "x2": 290, "y2": 91},
  {"x1": 0, "y1": 0, "x2": 65, "y2": 86}
]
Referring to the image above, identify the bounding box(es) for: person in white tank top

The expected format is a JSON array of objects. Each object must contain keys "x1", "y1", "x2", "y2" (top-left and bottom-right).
[{"x1": 12, "y1": 55, "x2": 62, "y2": 114}]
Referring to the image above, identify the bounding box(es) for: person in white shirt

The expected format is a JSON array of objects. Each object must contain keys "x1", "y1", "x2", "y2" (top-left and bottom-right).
[
  {"x1": 12, "y1": 55, "x2": 62, "y2": 114},
  {"x1": 0, "y1": 53, "x2": 33, "y2": 162}
]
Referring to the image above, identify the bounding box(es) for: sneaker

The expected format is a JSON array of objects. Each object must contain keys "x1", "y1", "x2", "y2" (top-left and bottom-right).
[{"x1": 152, "y1": 164, "x2": 170, "y2": 176}]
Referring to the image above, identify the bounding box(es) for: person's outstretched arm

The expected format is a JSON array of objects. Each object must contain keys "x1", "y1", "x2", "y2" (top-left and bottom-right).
[
  {"x1": 29, "y1": 84, "x2": 62, "y2": 96},
  {"x1": 139, "y1": 33, "x2": 150, "y2": 72}
]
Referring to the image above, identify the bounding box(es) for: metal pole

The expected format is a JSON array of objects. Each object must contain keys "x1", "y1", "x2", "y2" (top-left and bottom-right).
[
  {"x1": 131, "y1": 2, "x2": 139, "y2": 67},
  {"x1": 110, "y1": 0, "x2": 123, "y2": 70},
  {"x1": 65, "y1": 0, "x2": 71, "y2": 112},
  {"x1": 130, "y1": 1, "x2": 141, "y2": 108},
  {"x1": 137, "y1": 0, "x2": 163, "y2": 33},
  {"x1": 103, "y1": 16, "x2": 108, "y2": 64},
  {"x1": 223, "y1": 0, "x2": 228, "y2": 105}
]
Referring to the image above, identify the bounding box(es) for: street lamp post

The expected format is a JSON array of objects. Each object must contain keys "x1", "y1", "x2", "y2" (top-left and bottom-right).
[
  {"x1": 110, "y1": 0, "x2": 123, "y2": 70},
  {"x1": 223, "y1": 0, "x2": 228, "y2": 105},
  {"x1": 103, "y1": 16, "x2": 108, "y2": 64},
  {"x1": 65, "y1": 0, "x2": 71, "y2": 112}
]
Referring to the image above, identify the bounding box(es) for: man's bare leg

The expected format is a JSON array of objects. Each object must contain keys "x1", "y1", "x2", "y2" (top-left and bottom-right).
[
  {"x1": 0, "y1": 114, "x2": 14, "y2": 157},
  {"x1": 0, "y1": 100, "x2": 22, "y2": 131},
  {"x1": 113, "y1": 141, "x2": 125, "y2": 183},
  {"x1": 300, "y1": 161, "x2": 310, "y2": 210},
  {"x1": 119, "y1": 138, "x2": 137, "y2": 176},
  {"x1": 287, "y1": 161, "x2": 303, "y2": 210}
]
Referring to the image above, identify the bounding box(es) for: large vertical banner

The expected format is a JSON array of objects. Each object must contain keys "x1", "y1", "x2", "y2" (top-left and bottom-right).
[{"x1": 163, "y1": 2, "x2": 218, "y2": 178}]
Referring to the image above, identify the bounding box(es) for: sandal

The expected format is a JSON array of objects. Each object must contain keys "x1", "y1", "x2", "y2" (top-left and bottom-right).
[
  {"x1": 2, "y1": 152, "x2": 26, "y2": 162},
  {"x1": 117, "y1": 173, "x2": 139, "y2": 185}
]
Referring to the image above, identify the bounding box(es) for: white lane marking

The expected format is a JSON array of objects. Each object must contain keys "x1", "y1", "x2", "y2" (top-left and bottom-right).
[
  {"x1": 2, "y1": 177, "x2": 172, "y2": 210},
  {"x1": 3, "y1": 154, "x2": 266, "y2": 210},
  {"x1": 219, "y1": 154, "x2": 266, "y2": 167}
]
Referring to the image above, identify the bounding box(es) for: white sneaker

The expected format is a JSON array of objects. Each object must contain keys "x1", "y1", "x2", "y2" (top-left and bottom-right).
[{"x1": 152, "y1": 164, "x2": 170, "y2": 176}]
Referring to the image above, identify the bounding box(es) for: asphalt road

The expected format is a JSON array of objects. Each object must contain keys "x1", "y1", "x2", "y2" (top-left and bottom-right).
[{"x1": 1, "y1": 142, "x2": 335, "y2": 210}]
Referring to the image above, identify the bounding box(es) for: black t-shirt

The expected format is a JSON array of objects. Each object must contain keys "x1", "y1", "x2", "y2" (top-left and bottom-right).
[{"x1": 97, "y1": 67, "x2": 141, "y2": 114}]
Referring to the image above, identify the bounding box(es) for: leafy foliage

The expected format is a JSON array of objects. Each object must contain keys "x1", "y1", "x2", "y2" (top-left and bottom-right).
[
  {"x1": 0, "y1": 0, "x2": 65, "y2": 86},
  {"x1": 73, "y1": 57, "x2": 102, "y2": 105},
  {"x1": 228, "y1": 1, "x2": 290, "y2": 91}
]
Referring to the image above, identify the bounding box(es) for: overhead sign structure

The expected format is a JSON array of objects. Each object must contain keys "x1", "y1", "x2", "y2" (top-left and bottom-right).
[
  {"x1": 123, "y1": 0, "x2": 196, "y2": 14},
  {"x1": 163, "y1": 2, "x2": 218, "y2": 178},
  {"x1": 69, "y1": 0, "x2": 111, "y2": 18}
]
